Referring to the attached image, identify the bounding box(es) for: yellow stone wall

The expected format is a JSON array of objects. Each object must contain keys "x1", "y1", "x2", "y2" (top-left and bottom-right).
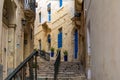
[
  {"x1": 0, "y1": 0, "x2": 35, "y2": 79},
  {"x1": 34, "y1": 0, "x2": 83, "y2": 62}
]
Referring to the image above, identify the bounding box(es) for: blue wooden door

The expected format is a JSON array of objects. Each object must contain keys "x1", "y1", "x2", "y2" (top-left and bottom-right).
[
  {"x1": 74, "y1": 30, "x2": 78, "y2": 59},
  {"x1": 58, "y1": 32, "x2": 62, "y2": 48}
]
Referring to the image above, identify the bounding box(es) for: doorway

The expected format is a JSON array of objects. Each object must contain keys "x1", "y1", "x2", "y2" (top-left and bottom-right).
[
  {"x1": 2, "y1": 23, "x2": 8, "y2": 79},
  {"x1": 74, "y1": 29, "x2": 78, "y2": 59}
]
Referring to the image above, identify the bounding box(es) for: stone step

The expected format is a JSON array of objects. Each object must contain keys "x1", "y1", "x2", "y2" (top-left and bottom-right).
[
  {"x1": 36, "y1": 59, "x2": 85, "y2": 78},
  {"x1": 37, "y1": 75, "x2": 86, "y2": 80}
]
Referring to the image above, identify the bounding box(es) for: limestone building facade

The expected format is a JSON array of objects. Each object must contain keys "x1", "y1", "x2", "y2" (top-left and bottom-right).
[
  {"x1": 34, "y1": 0, "x2": 84, "y2": 62},
  {"x1": 0, "y1": 0, "x2": 36, "y2": 79},
  {"x1": 85, "y1": 0, "x2": 120, "y2": 80}
]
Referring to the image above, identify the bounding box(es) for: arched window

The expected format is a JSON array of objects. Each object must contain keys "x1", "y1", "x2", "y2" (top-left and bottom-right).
[{"x1": 47, "y1": 34, "x2": 51, "y2": 43}]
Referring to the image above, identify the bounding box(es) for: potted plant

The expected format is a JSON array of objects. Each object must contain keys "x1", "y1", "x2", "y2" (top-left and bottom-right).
[
  {"x1": 63, "y1": 50, "x2": 68, "y2": 61},
  {"x1": 34, "y1": 48, "x2": 38, "y2": 51},
  {"x1": 50, "y1": 47, "x2": 54, "y2": 57}
]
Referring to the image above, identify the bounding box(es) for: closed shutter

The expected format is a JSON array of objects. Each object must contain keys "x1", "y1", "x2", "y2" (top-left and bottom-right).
[
  {"x1": 58, "y1": 32, "x2": 62, "y2": 48},
  {"x1": 60, "y1": 0, "x2": 62, "y2": 7},
  {"x1": 74, "y1": 30, "x2": 78, "y2": 59}
]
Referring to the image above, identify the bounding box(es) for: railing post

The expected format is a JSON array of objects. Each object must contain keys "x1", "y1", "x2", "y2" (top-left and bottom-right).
[
  {"x1": 13, "y1": 76, "x2": 16, "y2": 80},
  {"x1": 29, "y1": 57, "x2": 34, "y2": 80},
  {"x1": 54, "y1": 50, "x2": 61, "y2": 80},
  {"x1": 35, "y1": 55, "x2": 37, "y2": 80},
  {"x1": 5, "y1": 51, "x2": 38, "y2": 80},
  {"x1": 22, "y1": 65, "x2": 26, "y2": 80}
]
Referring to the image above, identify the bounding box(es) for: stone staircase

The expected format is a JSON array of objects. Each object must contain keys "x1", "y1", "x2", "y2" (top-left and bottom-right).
[{"x1": 37, "y1": 61, "x2": 86, "y2": 80}]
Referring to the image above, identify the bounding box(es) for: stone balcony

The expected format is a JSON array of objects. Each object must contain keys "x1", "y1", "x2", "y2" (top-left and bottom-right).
[
  {"x1": 23, "y1": 0, "x2": 36, "y2": 22},
  {"x1": 42, "y1": 21, "x2": 51, "y2": 32}
]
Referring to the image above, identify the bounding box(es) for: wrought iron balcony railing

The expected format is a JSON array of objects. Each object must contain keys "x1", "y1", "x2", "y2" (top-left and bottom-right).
[{"x1": 24, "y1": 0, "x2": 36, "y2": 13}]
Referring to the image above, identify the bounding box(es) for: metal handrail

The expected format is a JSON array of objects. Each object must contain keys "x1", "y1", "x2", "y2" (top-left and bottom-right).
[
  {"x1": 54, "y1": 50, "x2": 61, "y2": 80},
  {"x1": 5, "y1": 50, "x2": 38, "y2": 80},
  {"x1": 38, "y1": 50, "x2": 50, "y2": 61}
]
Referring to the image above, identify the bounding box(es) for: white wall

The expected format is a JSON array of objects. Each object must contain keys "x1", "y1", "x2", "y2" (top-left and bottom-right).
[{"x1": 85, "y1": 0, "x2": 120, "y2": 80}]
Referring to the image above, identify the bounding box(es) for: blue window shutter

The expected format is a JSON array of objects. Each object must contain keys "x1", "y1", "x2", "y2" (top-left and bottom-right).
[
  {"x1": 58, "y1": 34, "x2": 60, "y2": 48},
  {"x1": 48, "y1": 10, "x2": 51, "y2": 21},
  {"x1": 74, "y1": 30, "x2": 78, "y2": 59},
  {"x1": 60, "y1": 0, "x2": 62, "y2": 7},
  {"x1": 58, "y1": 32, "x2": 62, "y2": 48}
]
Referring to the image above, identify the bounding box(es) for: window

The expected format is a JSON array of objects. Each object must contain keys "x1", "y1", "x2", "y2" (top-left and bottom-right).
[
  {"x1": 47, "y1": 34, "x2": 51, "y2": 43},
  {"x1": 39, "y1": 39, "x2": 41, "y2": 50},
  {"x1": 47, "y1": 34, "x2": 51, "y2": 50},
  {"x1": 47, "y1": 3, "x2": 51, "y2": 22},
  {"x1": 58, "y1": 28, "x2": 62, "y2": 48},
  {"x1": 59, "y1": 0, "x2": 63, "y2": 7},
  {"x1": 25, "y1": 0, "x2": 29, "y2": 4},
  {"x1": 30, "y1": 29, "x2": 33, "y2": 40},
  {"x1": 39, "y1": 12, "x2": 41, "y2": 23}
]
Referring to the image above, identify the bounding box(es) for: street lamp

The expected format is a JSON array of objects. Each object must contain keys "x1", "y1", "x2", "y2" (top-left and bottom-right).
[{"x1": 21, "y1": 19, "x2": 26, "y2": 26}]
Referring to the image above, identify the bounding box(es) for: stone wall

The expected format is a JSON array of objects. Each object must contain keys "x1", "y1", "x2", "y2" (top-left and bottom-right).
[
  {"x1": 0, "y1": 0, "x2": 35, "y2": 79},
  {"x1": 85, "y1": 0, "x2": 120, "y2": 80},
  {"x1": 34, "y1": 0, "x2": 83, "y2": 62},
  {"x1": 34, "y1": 0, "x2": 81, "y2": 61}
]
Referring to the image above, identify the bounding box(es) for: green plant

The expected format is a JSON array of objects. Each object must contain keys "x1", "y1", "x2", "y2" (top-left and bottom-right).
[
  {"x1": 34, "y1": 48, "x2": 38, "y2": 51},
  {"x1": 42, "y1": 49, "x2": 45, "y2": 52},
  {"x1": 51, "y1": 47, "x2": 54, "y2": 52},
  {"x1": 63, "y1": 50, "x2": 68, "y2": 56}
]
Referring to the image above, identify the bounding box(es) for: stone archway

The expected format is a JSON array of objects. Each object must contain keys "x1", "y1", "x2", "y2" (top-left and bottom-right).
[{"x1": 2, "y1": 0, "x2": 17, "y2": 79}]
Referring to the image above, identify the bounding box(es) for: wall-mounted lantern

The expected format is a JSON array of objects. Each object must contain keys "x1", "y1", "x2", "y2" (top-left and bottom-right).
[{"x1": 21, "y1": 18, "x2": 26, "y2": 26}]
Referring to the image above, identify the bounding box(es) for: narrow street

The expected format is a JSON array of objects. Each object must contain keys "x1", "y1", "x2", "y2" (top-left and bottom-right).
[{"x1": 0, "y1": 0, "x2": 120, "y2": 80}]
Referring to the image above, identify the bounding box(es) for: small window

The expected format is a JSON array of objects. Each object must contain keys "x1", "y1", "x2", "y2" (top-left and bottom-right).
[
  {"x1": 59, "y1": 0, "x2": 63, "y2": 7},
  {"x1": 47, "y1": 34, "x2": 51, "y2": 50},
  {"x1": 39, "y1": 39, "x2": 41, "y2": 50},
  {"x1": 47, "y1": 3, "x2": 51, "y2": 22},
  {"x1": 39, "y1": 12, "x2": 41, "y2": 23},
  {"x1": 47, "y1": 34, "x2": 51, "y2": 43},
  {"x1": 25, "y1": 0, "x2": 28, "y2": 4}
]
